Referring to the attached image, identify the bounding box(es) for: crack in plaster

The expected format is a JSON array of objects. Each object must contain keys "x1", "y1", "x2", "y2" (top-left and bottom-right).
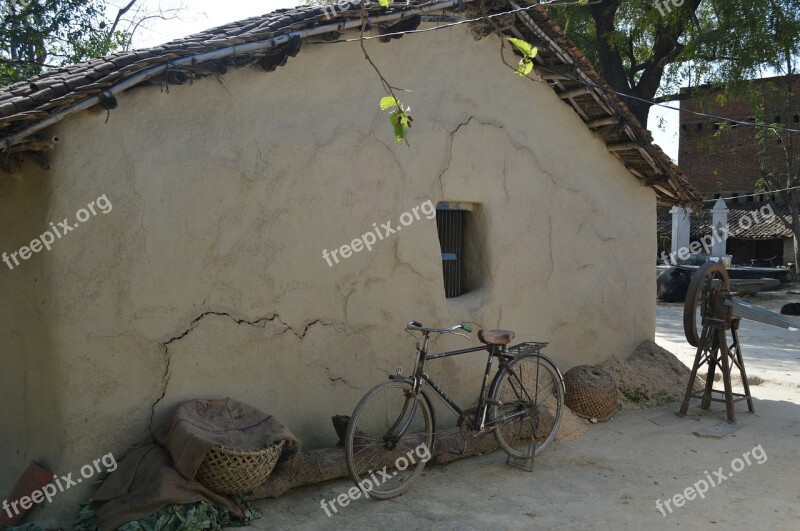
[
  {"x1": 148, "y1": 310, "x2": 330, "y2": 432},
  {"x1": 304, "y1": 362, "x2": 359, "y2": 389},
  {"x1": 437, "y1": 116, "x2": 473, "y2": 192},
  {"x1": 577, "y1": 219, "x2": 615, "y2": 242},
  {"x1": 438, "y1": 117, "x2": 594, "y2": 214},
  {"x1": 502, "y1": 161, "x2": 511, "y2": 200},
  {"x1": 123, "y1": 143, "x2": 157, "y2": 285},
  {"x1": 392, "y1": 238, "x2": 433, "y2": 281},
  {"x1": 545, "y1": 216, "x2": 554, "y2": 286},
  {"x1": 329, "y1": 376, "x2": 358, "y2": 389}
]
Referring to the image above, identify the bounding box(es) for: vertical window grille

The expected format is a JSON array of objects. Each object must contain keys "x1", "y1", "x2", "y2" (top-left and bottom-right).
[{"x1": 436, "y1": 207, "x2": 466, "y2": 298}]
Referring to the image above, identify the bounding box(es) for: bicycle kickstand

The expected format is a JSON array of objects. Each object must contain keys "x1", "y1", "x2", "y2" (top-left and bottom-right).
[{"x1": 505, "y1": 421, "x2": 535, "y2": 472}]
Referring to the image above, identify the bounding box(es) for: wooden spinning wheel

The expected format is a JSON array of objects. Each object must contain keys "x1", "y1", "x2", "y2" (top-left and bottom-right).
[
  {"x1": 678, "y1": 263, "x2": 797, "y2": 424},
  {"x1": 683, "y1": 262, "x2": 730, "y2": 349}
]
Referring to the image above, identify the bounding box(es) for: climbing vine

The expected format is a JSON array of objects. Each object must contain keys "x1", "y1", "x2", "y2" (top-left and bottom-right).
[{"x1": 355, "y1": 1, "x2": 414, "y2": 144}]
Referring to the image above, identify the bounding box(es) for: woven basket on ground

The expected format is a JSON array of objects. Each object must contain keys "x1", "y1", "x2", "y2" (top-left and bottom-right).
[
  {"x1": 564, "y1": 365, "x2": 617, "y2": 421},
  {"x1": 197, "y1": 440, "x2": 284, "y2": 494}
]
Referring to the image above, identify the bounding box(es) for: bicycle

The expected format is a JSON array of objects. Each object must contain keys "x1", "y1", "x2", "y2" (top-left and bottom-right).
[{"x1": 344, "y1": 320, "x2": 565, "y2": 499}]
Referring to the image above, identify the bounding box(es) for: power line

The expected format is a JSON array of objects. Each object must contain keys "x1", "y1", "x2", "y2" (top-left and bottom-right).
[
  {"x1": 335, "y1": 0, "x2": 599, "y2": 44},
  {"x1": 701, "y1": 185, "x2": 800, "y2": 203},
  {"x1": 604, "y1": 88, "x2": 800, "y2": 134}
]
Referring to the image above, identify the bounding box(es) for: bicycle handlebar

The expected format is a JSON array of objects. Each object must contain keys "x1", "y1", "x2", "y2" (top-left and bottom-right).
[{"x1": 405, "y1": 320, "x2": 473, "y2": 334}]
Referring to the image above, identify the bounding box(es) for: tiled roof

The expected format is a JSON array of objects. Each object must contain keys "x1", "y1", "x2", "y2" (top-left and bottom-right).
[
  {"x1": 0, "y1": 0, "x2": 702, "y2": 205},
  {"x1": 657, "y1": 203, "x2": 794, "y2": 239}
]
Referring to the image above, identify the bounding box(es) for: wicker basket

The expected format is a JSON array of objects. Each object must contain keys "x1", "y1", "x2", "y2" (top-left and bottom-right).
[
  {"x1": 197, "y1": 440, "x2": 284, "y2": 494},
  {"x1": 564, "y1": 365, "x2": 617, "y2": 422}
]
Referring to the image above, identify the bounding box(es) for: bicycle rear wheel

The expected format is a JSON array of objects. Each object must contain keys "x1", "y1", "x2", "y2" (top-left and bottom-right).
[
  {"x1": 345, "y1": 380, "x2": 434, "y2": 499},
  {"x1": 489, "y1": 354, "x2": 564, "y2": 459}
]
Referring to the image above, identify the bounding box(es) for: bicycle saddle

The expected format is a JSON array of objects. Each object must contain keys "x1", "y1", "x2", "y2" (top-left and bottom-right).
[{"x1": 478, "y1": 329, "x2": 515, "y2": 346}]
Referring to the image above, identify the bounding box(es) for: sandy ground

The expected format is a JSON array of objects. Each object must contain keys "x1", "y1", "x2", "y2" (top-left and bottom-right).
[{"x1": 253, "y1": 293, "x2": 800, "y2": 530}]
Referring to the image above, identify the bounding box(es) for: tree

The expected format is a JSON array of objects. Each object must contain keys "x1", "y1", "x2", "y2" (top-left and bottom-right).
[
  {"x1": 547, "y1": 0, "x2": 800, "y2": 271},
  {"x1": 746, "y1": 76, "x2": 799, "y2": 271},
  {"x1": 0, "y1": 0, "x2": 184, "y2": 87},
  {"x1": 546, "y1": 0, "x2": 800, "y2": 125}
]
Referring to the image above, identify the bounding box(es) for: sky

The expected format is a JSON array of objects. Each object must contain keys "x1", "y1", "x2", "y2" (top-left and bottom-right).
[{"x1": 122, "y1": 0, "x2": 680, "y2": 161}]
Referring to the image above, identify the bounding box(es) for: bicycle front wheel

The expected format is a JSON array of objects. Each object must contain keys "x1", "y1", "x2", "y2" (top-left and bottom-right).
[
  {"x1": 489, "y1": 354, "x2": 564, "y2": 459},
  {"x1": 345, "y1": 380, "x2": 434, "y2": 499}
]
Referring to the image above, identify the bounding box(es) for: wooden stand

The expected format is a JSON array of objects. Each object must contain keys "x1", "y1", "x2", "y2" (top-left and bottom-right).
[{"x1": 679, "y1": 291, "x2": 755, "y2": 424}]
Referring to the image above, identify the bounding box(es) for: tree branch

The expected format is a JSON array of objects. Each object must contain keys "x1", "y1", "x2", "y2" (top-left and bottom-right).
[{"x1": 108, "y1": 0, "x2": 140, "y2": 38}]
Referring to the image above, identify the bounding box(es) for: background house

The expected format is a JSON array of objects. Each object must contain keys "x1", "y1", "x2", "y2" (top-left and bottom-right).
[
  {"x1": 0, "y1": 2, "x2": 699, "y2": 524},
  {"x1": 657, "y1": 203, "x2": 795, "y2": 266},
  {"x1": 678, "y1": 75, "x2": 799, "y2": 199},
  {"x1": 674, "y1": 75, "x2": 799, "y2": 265}
]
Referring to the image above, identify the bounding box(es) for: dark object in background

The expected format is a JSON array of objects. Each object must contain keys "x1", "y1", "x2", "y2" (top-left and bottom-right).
[
  {"x1": 781, "y1": 303, "x2": 800, "y2": 316},
  {"x1": 332, "y1": 415, "x2": 350, "y2": 447},
  {"x1": 0, "y1": 461, "x2": 53, "y2": 527},
  {"x1": 657, "y1": 267, "x2": 691, "y2": 302}
]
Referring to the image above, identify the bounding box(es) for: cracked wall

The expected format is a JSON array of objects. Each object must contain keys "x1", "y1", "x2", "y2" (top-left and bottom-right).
[{"x1": 0, "y1": 21, "x2": 654, "y2": 526}]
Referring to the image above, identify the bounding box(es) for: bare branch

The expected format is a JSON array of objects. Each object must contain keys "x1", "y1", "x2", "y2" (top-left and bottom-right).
[{"x1": 108, "y1": 0, "x2": 140, "y2": 38}]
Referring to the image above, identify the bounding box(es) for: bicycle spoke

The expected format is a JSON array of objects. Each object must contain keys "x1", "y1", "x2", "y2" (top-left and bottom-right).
[
  {"x1": 345, "y1": 381, "x2": 433, "y2": 499},
  {"x1": 490, "y1": 355, "x2": 564, "y2": 459}
]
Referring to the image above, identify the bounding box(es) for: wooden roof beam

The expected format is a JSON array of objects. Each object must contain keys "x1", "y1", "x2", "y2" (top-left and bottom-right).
[
  {"x1": 607, "y1": 142, "x2": 640, "y2": 152},
  {"x1": 559, "y1": 87, "x2": 594, "y2": 100},
  {"x1": 587, "y1": 116, "x2": 619, "y2": 129}
]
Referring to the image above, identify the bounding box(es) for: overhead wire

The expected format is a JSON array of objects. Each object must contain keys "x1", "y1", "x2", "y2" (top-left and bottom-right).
[{"x1": 700, "y1": 185, "x2": 800, "y2": 203}]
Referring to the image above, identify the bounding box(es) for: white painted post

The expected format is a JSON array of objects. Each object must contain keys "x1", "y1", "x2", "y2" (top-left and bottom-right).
[
  {"x1": 711, "y1": 198, "x2": 729, "y2": 258},
  {"x1": 670, "y1": 206, "x2": 691, "y2": 258}
]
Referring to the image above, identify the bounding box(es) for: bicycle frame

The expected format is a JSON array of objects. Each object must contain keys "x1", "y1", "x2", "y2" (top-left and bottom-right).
[{"x1": 395, "y1": 331, "x2": 532, "y2": 434}]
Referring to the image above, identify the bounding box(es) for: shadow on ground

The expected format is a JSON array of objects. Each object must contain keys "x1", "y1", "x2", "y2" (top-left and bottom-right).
[{"x1": 253, "y1": 397, "x2": 800, "y2": 530}]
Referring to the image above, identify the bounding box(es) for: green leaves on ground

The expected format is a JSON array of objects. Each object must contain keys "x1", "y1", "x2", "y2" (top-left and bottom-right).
[
  {"x1": 380, "y1": 95, "x2": 413, "y2": 145},
  {"x1": 72, "y1": 496, "x2": 262, "y2": 531},
  {"x1": 506, "y1": 37, "x2": 538, "y2": 77}
]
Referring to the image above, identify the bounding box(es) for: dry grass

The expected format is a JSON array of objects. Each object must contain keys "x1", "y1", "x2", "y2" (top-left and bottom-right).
[
  {"x1": 555, "y1": 406, "x2": 589, "y2": 442},
  {"x1": 551, "y1": 339, "x2": 698, "y2": 442},
  {"x1": 596, "y1": 340, "x2": 701, "y2": 410}
]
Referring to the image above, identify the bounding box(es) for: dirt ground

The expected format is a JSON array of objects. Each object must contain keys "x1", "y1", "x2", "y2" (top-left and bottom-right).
[{"x1": 253, "y1": 291, "x2": 800, "y2": 530}]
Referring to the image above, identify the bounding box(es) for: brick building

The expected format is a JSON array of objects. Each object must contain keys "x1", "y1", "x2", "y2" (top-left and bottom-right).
[
  {"x1": 678, "y1": 74, "x2": 800, "y2": 200},
  {"x1": 670, "y1": 75, "x2": 799, "y2": 266}
]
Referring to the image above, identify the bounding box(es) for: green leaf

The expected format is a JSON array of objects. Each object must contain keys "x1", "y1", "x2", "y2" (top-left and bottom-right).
[
  {"x1": 506, "y1": 37, "x2": 534, "y2": 58},
  {"x1": 389, "y1": 111, "x2": 407, "y2": 143},
  {"x1": 389, "y1": 108, "x2": 413, "y2": 144},
  {"x1": 516, "y1": 57, "x2": 534, "y2": 76},
  {"x1": 379, "y1": 0, "x2": 390, "y2": 7},
  {"x1": 379, "y1": 96, "x2": 399, "y2": 110}
]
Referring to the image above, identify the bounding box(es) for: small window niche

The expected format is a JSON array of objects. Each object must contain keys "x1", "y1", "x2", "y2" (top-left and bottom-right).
[{"x1": 435, "y1": 202, "x2": 486, "y2": 298}]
